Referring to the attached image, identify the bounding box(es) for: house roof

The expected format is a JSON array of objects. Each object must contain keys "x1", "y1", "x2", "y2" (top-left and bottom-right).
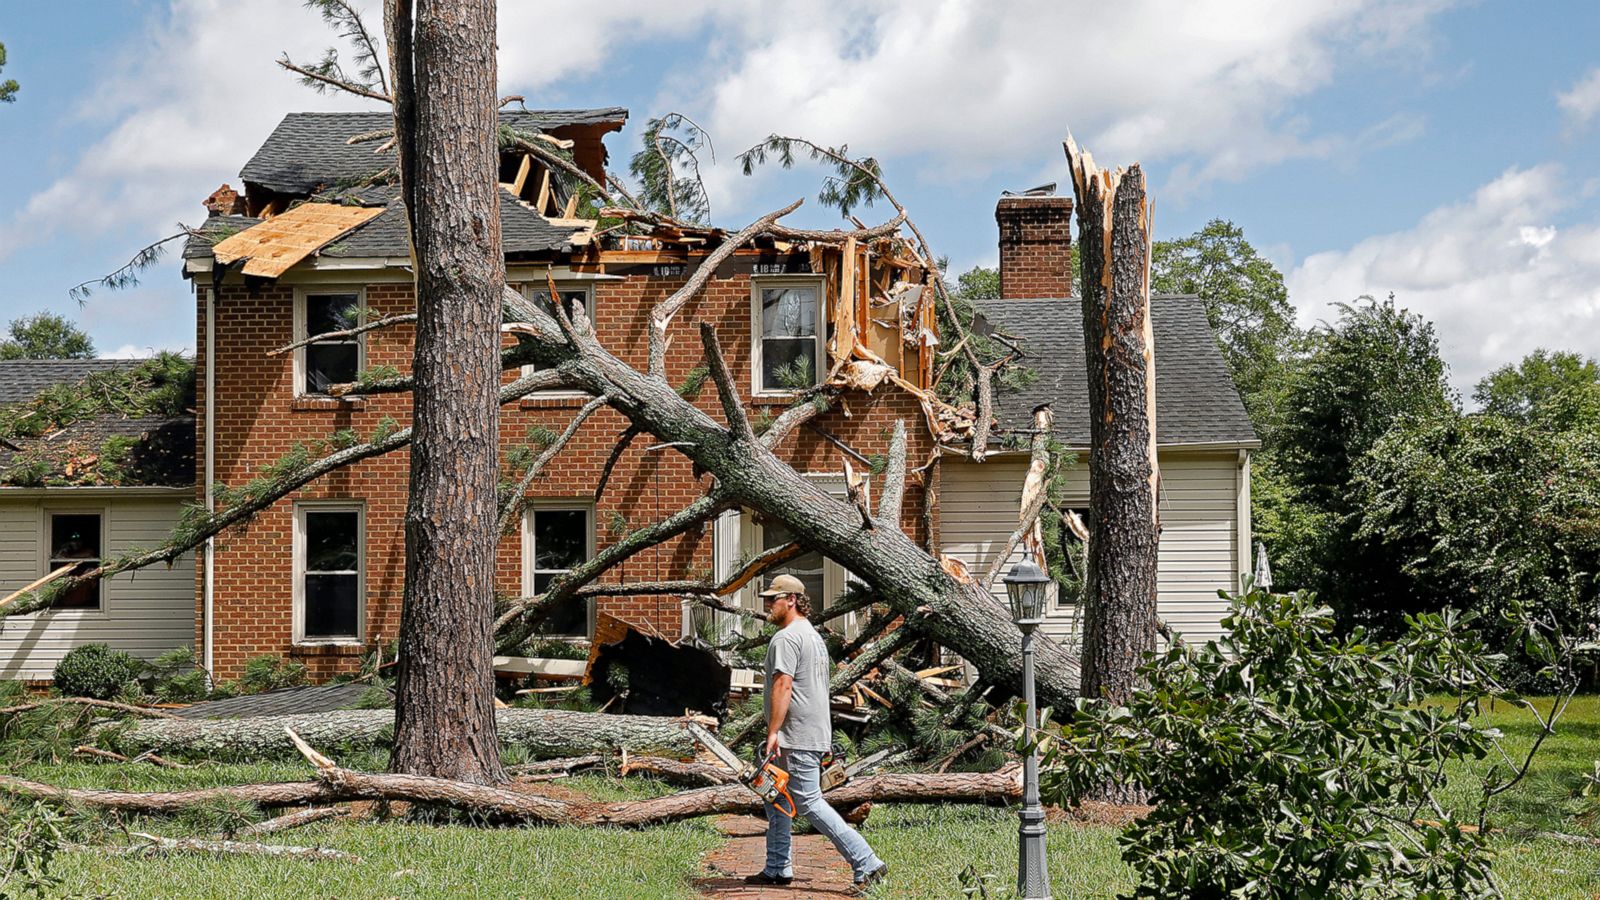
[
  {"x1": 0, "y1": 360, "x2": 195, "y2": 488},
  {"x1": 184, "y1": 189, "x2": 582, "y2": 262},
  {"x1": 239, "y1": 108, "x2": 628, "y2": 195},
  {"x1": 972, "y1": 295, "x2": 1258, "y2": 448},
  {"x1": 0, "y1": 359, "x2": 142, "y2": 404}
]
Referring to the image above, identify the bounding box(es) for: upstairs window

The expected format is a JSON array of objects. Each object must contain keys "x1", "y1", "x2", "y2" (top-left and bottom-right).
[
  {"x1": 45, "y1": 511, "x2": 103, "y2": 610},
  {"x1": 295, "y1": 504, "x2": 363, "y2": 642},
  {"x1": 519, "y1": 283, "x2": 594, "y2": 392},
  {"x1": 523, "y1": 506, "x2": 592, "y2": 638},
  {"x1": 295, "y1": 290, "x2": 364, "y2": 395},
  {"x1": 752, "y1": 278, "x2": 824, "y2": 394}
]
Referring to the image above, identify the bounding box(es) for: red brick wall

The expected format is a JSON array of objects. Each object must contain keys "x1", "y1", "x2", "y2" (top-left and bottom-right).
[
  {"x1": 996, "y1": 195, "x2": 1074, "y2": 299},
  {"x1": 194, "y1": 267, "x2": 936, "y2": 680}
]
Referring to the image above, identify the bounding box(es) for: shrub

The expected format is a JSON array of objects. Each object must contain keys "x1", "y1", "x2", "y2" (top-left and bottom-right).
[
  {"x1": 1039, "y1": 587, "x2": 1504, "y2": 899},
  {"x1": 52, "y1": 644, "x2": 142, "y2": 700}
]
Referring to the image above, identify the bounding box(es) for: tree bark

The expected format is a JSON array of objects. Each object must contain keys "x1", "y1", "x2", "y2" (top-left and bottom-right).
[
  {"x1": 109, "y1": 709, "x2": 697, "y2": 760},
  {"x1": 1064, "y1": 141, "x2": 1161, "y2": 722},
  {"x1": 388, "y1": 0, "x2": 508, "y2": 784},
  {"x1": 1, "y1": 767, "x2": 1021, "y2": 828}
]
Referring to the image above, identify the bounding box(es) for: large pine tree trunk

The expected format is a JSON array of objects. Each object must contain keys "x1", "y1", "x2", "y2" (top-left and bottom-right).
[
  {"x1": 387, "y1": 0, "x2": 508, "y2": 784},
  {"x1": 1065, "y1": 139, "x2": 1161, "y2": 709}
]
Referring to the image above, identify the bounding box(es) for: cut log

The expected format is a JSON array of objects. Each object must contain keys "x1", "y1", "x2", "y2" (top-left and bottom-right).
[{"x1": 110, "y1": 709, "x2": 700, "y2": 759}]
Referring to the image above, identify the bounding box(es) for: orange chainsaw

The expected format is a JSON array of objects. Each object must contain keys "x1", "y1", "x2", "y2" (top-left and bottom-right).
[{"x1": 686, "y1": 723, "x2": 797, "y2": 817}]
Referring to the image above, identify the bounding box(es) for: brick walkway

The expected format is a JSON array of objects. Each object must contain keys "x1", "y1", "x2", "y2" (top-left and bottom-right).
[{"x1": 695, "y1": 814, "x2": 860, "y2": 898}]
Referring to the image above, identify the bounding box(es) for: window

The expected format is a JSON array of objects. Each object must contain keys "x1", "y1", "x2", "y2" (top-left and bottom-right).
[
  {"x1": 756, "y1": 517, "x2": 828, "y2": 613},
  {"x1": 752, "y1": 278, "x2": 825, "y2": 393},
  {"x1": 523, "y1": 506, "x2": 592, "y2": 638},
  {"x1": 295, "y1": 290, "x2": 364, "y2": 395},
  {"x1": 520, "y1": 283, "x2": 593, "y2": 391},
  {"x1": 45, "y1": 512, "x2": 103, "y2": 610},
  {"x1": 294, "y1": 504, "x2": 363, "y2": 642}
]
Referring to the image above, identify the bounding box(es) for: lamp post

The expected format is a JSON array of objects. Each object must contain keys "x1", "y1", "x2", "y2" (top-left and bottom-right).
[{"x1": 1004, "y1": 559, "x2": 1053, "y2": 900}]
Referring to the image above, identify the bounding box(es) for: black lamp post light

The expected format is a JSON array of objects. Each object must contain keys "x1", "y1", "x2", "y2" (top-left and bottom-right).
[{"x1": 1003, "y1": 558, "x2": 1053, "y2": 899}]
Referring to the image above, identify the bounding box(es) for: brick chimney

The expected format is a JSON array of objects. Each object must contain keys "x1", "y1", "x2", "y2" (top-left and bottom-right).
[
  {"x1": 203, "y1": 183, "x2": 245, "y2": 217},
  {"x1": 996, "y1": 186, "x2": 1073, "y2": 299}
]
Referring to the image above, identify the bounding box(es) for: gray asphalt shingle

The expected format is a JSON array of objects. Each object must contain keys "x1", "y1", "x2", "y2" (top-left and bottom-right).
[
  {"x1": 0, "y1": 359, "x2": 142, "y2": 404},
  {"x1": 240, "y1": 108, "x2": 627, "y2": 195},
  {"x1": 973, "y1": 295, "x2": 1258, "y2": 447}
]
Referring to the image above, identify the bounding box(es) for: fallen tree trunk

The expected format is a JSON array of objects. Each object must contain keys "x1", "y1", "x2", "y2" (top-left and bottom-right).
[
  {"x1": 507, "y1": 305, "x2": 1083, "y2": 711},
  {"x1": 110, "y1": 709, "x2": 699, "y2": 759},
  {"x1": 0, "y1": 766, "x2": 1020, "y2": 829}
]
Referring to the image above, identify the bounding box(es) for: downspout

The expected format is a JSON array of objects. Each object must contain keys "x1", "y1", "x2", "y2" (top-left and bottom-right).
[
  {"x1": 1236, "y1": 448, "x2": 1251, "y2": 593},
  {"x1": 203, "y1": 286, "x2": 216, "y2": 679}
]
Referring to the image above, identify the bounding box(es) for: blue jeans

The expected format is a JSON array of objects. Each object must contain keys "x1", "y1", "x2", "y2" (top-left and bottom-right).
[{"x1": 764, "y1": 748, "x2": 885, "y2": 882}]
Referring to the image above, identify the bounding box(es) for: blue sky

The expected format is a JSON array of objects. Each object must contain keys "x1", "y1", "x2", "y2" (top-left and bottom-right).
[{"x1": 1, "y1": 0, "x2": 1595, "y2": 392}]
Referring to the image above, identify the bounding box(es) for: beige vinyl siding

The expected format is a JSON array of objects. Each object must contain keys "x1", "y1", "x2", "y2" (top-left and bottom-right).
[
  {"x1": 940, "y1": 450, "x2": 1243, "y2": 651},
  {"x1": 0, "y1": 494, "x2": 194, "y2": 680}
]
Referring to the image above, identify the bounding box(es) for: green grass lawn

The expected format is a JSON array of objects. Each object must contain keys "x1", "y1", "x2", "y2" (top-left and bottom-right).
[{"x1": 6, "y1": 699, "x2": 1600, "y2": 898}]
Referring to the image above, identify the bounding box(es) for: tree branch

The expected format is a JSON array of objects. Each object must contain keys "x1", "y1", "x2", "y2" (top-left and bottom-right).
[
  {"x1": 876, "y1": 419, "x2": 908, "y2": 527},
  {"x1": 493, "y1": 493, "x2": 731, "y2": 648},
  {"x1": 699, "y1": 323, "x2": 751, "y2": 441},
  {"x1": 269, "y1": 313, "x2": 416, "y2": 357},
  {"x1": 592, "y1": 425, "x2": 641, "y2": 507},
  {"x1": 649, "y1": 199, "x2": 803, "y2": 378},
  {"x1": 275, "y1": 57, "x2": 390, "y2": 103},
  {"x1": 497, "y1": 394, "x2": 609, "y2": 536}
]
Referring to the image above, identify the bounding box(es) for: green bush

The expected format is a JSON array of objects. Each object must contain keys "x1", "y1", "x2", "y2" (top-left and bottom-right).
[
  {"x1": 52, "y1": 644, "x2": 142, "y2": 700},
  {"x1": 1040, "y1": 587, "x2": 1504, "y2": 899}
]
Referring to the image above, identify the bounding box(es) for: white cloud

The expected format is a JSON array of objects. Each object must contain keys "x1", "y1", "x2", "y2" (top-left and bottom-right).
[
  {"x1": 687, "y1": 0, "x2": 1449, "y2": 199},
  {"x1": 1557, "y1": 67, "x2": 1600, "y2": 131},
  {"x1": 0, "y1": 0, "x2": 381, "y2": 262},
  {"x1": 1288, "y1": 164, "x2": 1600, "y2": 393}
]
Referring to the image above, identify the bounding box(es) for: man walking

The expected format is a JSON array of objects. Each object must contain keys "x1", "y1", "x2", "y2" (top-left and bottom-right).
[{"x1": 746, "y1": 574, "x2": 889, "y2": 892}]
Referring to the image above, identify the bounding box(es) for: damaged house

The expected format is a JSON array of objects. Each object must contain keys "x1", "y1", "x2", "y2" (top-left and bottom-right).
[{"x1": 0, "y1": 106, "x2": 1255, "y2": 682}]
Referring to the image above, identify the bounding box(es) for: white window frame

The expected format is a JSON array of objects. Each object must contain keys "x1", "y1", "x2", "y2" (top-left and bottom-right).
[
  {"x1": 750, "y1": 275, "x2": 827, "y2": 396},
  {"x1": 37, "y1": 506, "x2": 109, "y2": 617},
  {"x1": 293, "y1": 287, "x2": 367, "y2": 397},
  {"x1": 520, "y1": 502, "x2": 596, "y2": 640},
  {"x1": 718, "y1": 473, "x2": 862, "y2": 638},
  {"x1": 292, "y1": 501, "x2": 366, "y2": 645},
  {"x1": 518, "y1": 282, "x2": 595, "y2": 396}
]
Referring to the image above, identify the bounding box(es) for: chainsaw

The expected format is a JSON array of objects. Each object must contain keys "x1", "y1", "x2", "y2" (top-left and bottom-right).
[{"x1": 686, "y1": 723, "x2": 803, "y2": 817}]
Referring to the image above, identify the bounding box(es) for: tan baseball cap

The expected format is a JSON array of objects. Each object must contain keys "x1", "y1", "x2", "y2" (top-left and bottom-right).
[{"x1": 759, "y1": 574, "x2": 807, "y2": 597}]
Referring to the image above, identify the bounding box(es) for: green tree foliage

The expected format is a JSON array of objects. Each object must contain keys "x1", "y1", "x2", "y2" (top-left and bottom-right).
[
  {"x1": 1473, "y1": 348, "x2": 1599, "y2": 427},
  {"x1": 0, "y1": 312, "x2": 94, "y2": 360},
  {"x1": 1352, "y1": 408, "x2": 1600, "y2": 682},
  {"x1": 1267, "y1": 296, "x2": 1456, "y2": 627},
  {"x1": 1039, "y1": 588, "x2": 1511, "y2": 899},
  {"x1": 1151, "y1": 219, "x2": 1300, "y2": 434},
  {"x1": 629, "y1": 113, "x2": 714, "y2": 224},
  {"x1": 0, "y1": 41, "x2": 18, "y2": 104}
]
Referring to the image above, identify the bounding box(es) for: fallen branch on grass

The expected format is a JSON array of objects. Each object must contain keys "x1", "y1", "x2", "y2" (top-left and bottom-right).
[
  {"x1": 0, "y1": 729, "x2": 1023, "y2": 828},
  {"x1": 0, "y1": 698, "x2": 182, "y2": 720},
  {"x1": 237, "y1": 806, "x2": 351, "y2": 837},
  {"x1": 72, "y1": 745, "x2": 192, "y2": 769},
  {"x1": 118, "y1": 831, "x2": 359, "y2": 863}
]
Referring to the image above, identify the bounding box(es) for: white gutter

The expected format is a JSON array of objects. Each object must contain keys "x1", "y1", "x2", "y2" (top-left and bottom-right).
[{"x1": 203, "y1": 288, "x2": 216, "y2": 679}]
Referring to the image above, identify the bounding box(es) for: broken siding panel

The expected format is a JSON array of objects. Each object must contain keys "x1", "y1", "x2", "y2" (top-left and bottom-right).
[
  {"x1": 0, "y1": 495, "x2": 194, "y2": 680},
  {"x1": 939, "y1": 451, "x2": 1241, "y2": 648}
]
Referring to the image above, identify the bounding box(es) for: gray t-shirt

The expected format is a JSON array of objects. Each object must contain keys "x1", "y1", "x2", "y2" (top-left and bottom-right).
[{"x1": 764, "y1": 617, "x2": 832, "y2": 752}]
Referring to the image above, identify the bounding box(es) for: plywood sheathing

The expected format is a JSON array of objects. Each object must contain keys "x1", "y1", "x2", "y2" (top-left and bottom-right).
[{"x1": 211, "y1": 202, "x2": 385, "y2": 278}]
